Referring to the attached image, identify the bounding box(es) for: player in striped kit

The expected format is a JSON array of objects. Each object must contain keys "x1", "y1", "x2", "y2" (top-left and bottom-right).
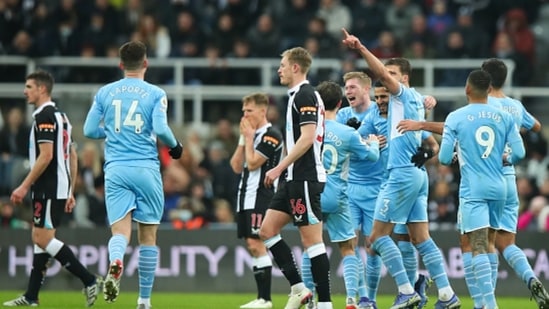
[
  {"x1": 231, "y1": 93, "x2": 284, "y2": 309},
  {"x1": 4, "y1": 70, "x2": 101, "y2": 307}
]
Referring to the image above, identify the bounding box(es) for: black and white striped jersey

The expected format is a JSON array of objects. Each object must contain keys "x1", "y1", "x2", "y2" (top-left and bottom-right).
[
  {"x1": 29, "y1": 102, "x2": 73, "y2": 199},
  {"x1": 285, "y1": 81, "x2": 326, "y2": 182},
  {"x1": 236, "y1": 123, "x2": 283, "y2": 212}
]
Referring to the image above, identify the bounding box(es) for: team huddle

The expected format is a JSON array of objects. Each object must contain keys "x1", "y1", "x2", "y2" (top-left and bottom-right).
[{"x1": 3, "y1": 29, "x2": 549, "y2": 309}]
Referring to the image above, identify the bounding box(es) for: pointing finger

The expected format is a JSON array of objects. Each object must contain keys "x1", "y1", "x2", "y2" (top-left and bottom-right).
[{"x1": 342, "y1": 28, "x2": 350, "y2": 38}]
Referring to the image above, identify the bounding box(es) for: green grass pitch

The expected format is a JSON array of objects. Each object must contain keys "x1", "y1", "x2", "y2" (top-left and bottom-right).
[{"x1": 0, "y1": 291, "x2": 533, "y2": 308}]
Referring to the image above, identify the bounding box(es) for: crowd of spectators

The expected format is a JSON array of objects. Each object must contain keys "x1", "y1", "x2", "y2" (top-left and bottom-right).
[
  {"x1": 1, "y1": 0, "x2": 548, "y2": 86},
  {"x1": 2, "y1": 0, "x2": 549, "y2": 231}
]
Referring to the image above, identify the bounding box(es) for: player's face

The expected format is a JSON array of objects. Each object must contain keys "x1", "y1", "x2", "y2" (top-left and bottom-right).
[
  {"x1": 344, "y1": 78, "x2": 370, "y2": 108},
  {"x1": 242, "y1": 102, "x2": 264, "y2": 129},
  {"x1": 385, "y1": 64, "x2": 408, "y2": 84},
  {"x1": 277, "y1": 56, "x2": 293, "y2": 86},
  {"x1": 23, "y1": 79, "x2": 40, "y2": 105},
  {"x1": 374, "y1": 87, "x2": 389, "y2": 115}
]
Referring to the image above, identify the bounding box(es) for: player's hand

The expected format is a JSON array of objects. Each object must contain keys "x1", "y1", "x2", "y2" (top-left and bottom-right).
[
  {"x1": 366, "y1": 134, "x2": 379, "y2": 144},
  {"x1": 240, "y1": 118, "x2": 255, "y2": 139},
  {"x1": 341, "y1": 28, "x2": 361, "y2": 50},
  {"x1": 376, "y1": 134, "x2": 387, "y2": 149},
  {"x1": 10, "y1": 185, "x2": 28, "y2": 204},
  {"x1": 65, "y1": 195, "x2": 76, "y2": 213},
  {"x1": 502, "y1": 153, "x2": 512, "y2": 166},
  {"x1": 411, "y1": 147, "x2": 434, "y2": 168},
  {"x1": 423, "y1": 95, "x2": 437, "y2": 110},
  {"x1": 169, "y1": 142, "x2": 183, "y2": 159},
  {"x1": 346, "y1": 117, "x2": 361, "y2": 130},
  {"x1": 397, "y1": 119, "x2": 422, "y2": 133},
  {"x1": 264, "y1": 166, "x2": 282, "y2": 188}
]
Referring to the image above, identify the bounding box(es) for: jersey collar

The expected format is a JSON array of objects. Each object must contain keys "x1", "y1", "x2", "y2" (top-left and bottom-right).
[
  {"x1": 32, "y1": 101, "x2": 56, "y2": 118},
  {"x1": 287, "y1": 80, "x2": 310, "y2": 96}
]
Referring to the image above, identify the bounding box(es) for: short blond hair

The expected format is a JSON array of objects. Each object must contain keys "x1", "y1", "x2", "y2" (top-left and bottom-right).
[
  {"x1": 242, "y1": 92, "x2": 270, "y2": 107},
  {"x1": 281, "y1": 47, "x2": 312, "y2": 74},
  {"x1": 343, "y1": 71, "x2": 372, "y2": 87}
]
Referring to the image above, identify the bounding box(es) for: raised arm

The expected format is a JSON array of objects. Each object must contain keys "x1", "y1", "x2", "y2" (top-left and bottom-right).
[{"x1": 341, "y1": 28, "x2": 400, "y2": 95}]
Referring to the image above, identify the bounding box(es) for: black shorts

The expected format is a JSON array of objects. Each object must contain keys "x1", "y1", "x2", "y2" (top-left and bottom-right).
[
  {"x1": 32, "y1": 198, "x2": 66, "y2": 228},
  {"x1": 237, "y1": 207, "x2": 268, "y2": 239},
  {"x1": 269, "y1": 180, "x2": 324, "y2": 227}
]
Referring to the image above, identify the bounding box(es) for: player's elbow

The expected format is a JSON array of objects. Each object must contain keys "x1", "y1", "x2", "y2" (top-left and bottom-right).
[
  {"x1": 230, "y1": 164, "x2": 243, "y2": 174},
  {"x1": 247, "y1": 161, "x2": 262, "y2": 171},
  {"x1": 83, "y1": 123, "x2": 101, "y2": 139},
  {"x1": 153, "y1": 126, "x2": 169, "y2": 137},
  {"x1": 83, "y1": 124, "x2": 94, "y2": 138},
  {"x1": 40, "y1": 151, "x2": 54, "y2": 163},
  {"x1": 511, "y1": 146, "x2": 526, "y2": 164},
  {"x1": 532, "y1": 121, "x2": 542, "y2": 133}
]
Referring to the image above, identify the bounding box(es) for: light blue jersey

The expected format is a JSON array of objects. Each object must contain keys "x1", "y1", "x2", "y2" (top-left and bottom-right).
[
  {"x1": 322, "y1": 119, "x2": 379, "y2": 242},
  {"x1": 488, "y1": 96, "x2": 535, "y2": 232},
  {"x1": 359, "y1": 107, "x2": 389, "y2": 180},
  {"x1": 83, "y1": 78, "x2": 178, "y2": 169},
  {"x1": 337, "y1": 104, "x2": 384, "y2": 185},
  {"x1": 373, "y1": 84, "x2": 429, "y2": 225},
  {"x1": 439, "y1": 103, "x2": 525, "y2": 200},
  {"x1": 336, "y1": 105, "x2": 369, "y2": 125},
  {"x1": 83, "y1": 77, "x2": 178, "y2": 225},
  {"x1": 386, "y1": 85, "x2": 425, "y2": 169},
  {"x1": 488, "y1": 96, "x2": 535, "y2": 176},
  {"x1": 337, "y1": 103, "x2": 385, "y2": 235},
  {"x1": 440, "y1": 102, "x2": 525, "y2": 233}
]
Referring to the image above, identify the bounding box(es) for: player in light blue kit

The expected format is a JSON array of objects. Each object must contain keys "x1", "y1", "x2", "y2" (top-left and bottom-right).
[
  {"x1": 83, "y1": 41, "x2": 182, "y2": 309},
  {"x1": 482, "y1": 59, "x2": 549, "y2": 308},
  {"x1": 357, "y1": 83, "x2": 439, "y2": 309},
  {"x1": 301, "y1": 81, "x2": 379, "y2": 309},
  {"x1": 396, "y1": 59, "x2": 549, "y2": 309},
  {"x1": 439, "y1": 69, "x2": 525, "y2": 309},
  {"x1": 342, "y1": 28, "x2": 460, "y2": 309},
  {"x1": 335, "y1": 71, "x2": 387, "y2": 309},
  {"x1": 339, "y1": 76, "x2": 437, "y2": 309}
]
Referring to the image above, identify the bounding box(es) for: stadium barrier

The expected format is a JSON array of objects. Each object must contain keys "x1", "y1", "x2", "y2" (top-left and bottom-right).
[
  {"x1": 0, "y1": 56, "x2": 521, "y2": 126},
  {"x1": 1, "y1": 228, "x2": 548, "y2": 296}
]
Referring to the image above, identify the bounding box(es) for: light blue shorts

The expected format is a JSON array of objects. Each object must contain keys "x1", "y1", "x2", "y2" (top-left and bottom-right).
[
  {"x1": 104, "y1": 165, "x2": 164, "y2": 225},
  {"x1": 500, "y1": 174, "x2": 519, "y2": 233},
  {"x1": 321, "y1": 182, "x2": 345, "y2": 214},
  {"x1": 348, "y1": 181, "x2": 382, "y2": 236},
  {"x1": 323, "y1": 204, "x2": 356, "y2": 243},
  {"x1": 393, "y1": 223, "x2": 408, "y2": 235},
  {"x1": 457, "y1": 198, "x2": 504, "y2": 234},
  {"x1": 374, "y1": 167, "x2": 428, "y2": 224}
]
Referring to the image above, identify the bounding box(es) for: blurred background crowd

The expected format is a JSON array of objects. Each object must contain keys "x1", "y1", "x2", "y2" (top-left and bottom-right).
[
  {"x1": 2, "y1": 0, "x2": 549, "y2": 86},
  {"x1": 2, "y1": 0, "x2": 549, "y2": 232}
]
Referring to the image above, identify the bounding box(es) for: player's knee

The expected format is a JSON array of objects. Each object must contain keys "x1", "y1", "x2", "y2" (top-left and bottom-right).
[
  {"x1": 246, "y1": 239, "x2": 265, "y2": 256},
  {"x1": 338, "y1": 240, "x2": 355, "y2": 256},
  {"x1": 258, "y1": 227, "x2": 270, "y2": 241}
]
